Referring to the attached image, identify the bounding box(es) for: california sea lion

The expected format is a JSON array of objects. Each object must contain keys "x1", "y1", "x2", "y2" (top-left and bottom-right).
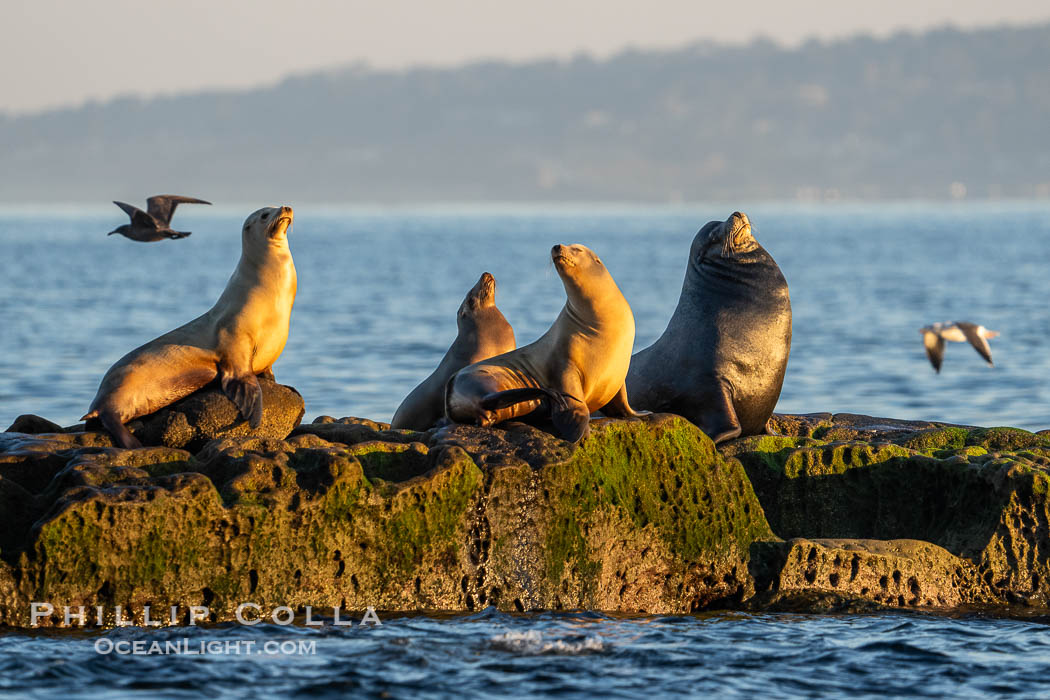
[
  {"x1": 626, "y1": 212, "x2": 791, "y2": 444},
  {"x1": 445, "y1": 244, "x2": 640, "y2": 443},
  {"x1": 391, "y1": 272, "x2": 516, "y2": 430},
  {"x1": 83, "y1": 206, "x2": 297, "y2": 448}
]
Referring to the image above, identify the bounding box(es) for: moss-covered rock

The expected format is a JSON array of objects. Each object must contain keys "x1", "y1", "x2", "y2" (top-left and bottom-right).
[
  {"x1": 0, "y1": 412, "x2": 773, "y2": 625},
  {"x1": 85, "y1": 379, "x2": 307, "y2": 451},
  {"x1": 729, "y1": 413, "x2": 1050, "y2": 609},
  {"x1": 5, "y1": 408, "x2": 1050, "y2": 624},
  {"x1": 758, "y1": 538, "x2": 996, "y2": 610}
]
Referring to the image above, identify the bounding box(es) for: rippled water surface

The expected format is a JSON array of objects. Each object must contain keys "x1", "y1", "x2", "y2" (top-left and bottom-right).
[
  {"x1": 3, "y1": 611, "x2": 1050, "y2": 698},
  {"x1": 3, "y1": 203, "x2": 1050, "y2": 696}
]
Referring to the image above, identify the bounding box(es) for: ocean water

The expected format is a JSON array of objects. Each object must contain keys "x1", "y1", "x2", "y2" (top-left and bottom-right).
[
  {"x1": 3, "y1": 610, "x2": 1050, "y2": 698},
  {"x1": 2, "y1": 203, "x2": 1050, "y2": 696}
]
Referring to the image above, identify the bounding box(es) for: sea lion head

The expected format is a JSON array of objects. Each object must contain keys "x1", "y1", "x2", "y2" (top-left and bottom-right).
[
  {"x1": 459, "y1": 272, "x2": 497, "y2": 318},
  {"x1": 690, "y1": 211, "x2": 758, "y2": 270},
  {"x1": 551, "y1": 243, "x2": 617, "y2": 306},
  {"x1": 457, "y1": 272, "x2": 498, "y2": 330},
  {"x1": 242, "y1": 205, "x2": 294, "y2": 246},
  {"x1": 455, "y1": 271, "x2": 515, "y2": 353}
]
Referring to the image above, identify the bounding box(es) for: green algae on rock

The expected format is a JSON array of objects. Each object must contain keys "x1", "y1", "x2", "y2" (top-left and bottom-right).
[
  {"x1": 0, "y1": 413, "x2": 773, "y2": 626},
  {"x1": 4, "y1": 408, "x2": 1050, "y2": 626},
  {"x1": 738, "y1": 413, "x2": 1050, "y2": 609}
]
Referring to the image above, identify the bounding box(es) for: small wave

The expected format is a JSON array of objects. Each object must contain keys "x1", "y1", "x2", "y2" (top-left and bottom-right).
[{"x1": 488, "y1": 629, "x2": 607, "y2": 655}]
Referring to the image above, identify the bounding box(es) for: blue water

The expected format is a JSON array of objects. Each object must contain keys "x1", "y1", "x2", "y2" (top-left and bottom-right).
[
  {"x1": 3, "y1": 611, "x2": 1050, "y2": 698},
  {"x1": 3, "y1": 203, "x2": 1050, "y2": 696}
]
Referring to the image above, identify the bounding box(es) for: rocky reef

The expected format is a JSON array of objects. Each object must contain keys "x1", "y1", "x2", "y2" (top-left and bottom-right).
[{"x1": 2, "y1": 386, "x2": 1049, "y2": 627}]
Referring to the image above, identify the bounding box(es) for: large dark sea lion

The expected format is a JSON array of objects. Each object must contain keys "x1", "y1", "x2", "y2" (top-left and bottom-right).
[
  {"x1": 391, "y1": 272, "x2": 516, "y2": 431},
  {"x1": 445, "y1": 244, "x2": 641, "y2": 443},
  {"x1": 83, "y1": 206, "x2": 298, "y2": 448},
  {"x1": 626, "y1": 211, "x2": 791, "y2": 444}
]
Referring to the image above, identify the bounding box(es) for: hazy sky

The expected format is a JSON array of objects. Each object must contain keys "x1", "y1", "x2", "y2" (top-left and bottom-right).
[{"x1": 3, "y1": 0, "x2": 1049, "y2": 114}]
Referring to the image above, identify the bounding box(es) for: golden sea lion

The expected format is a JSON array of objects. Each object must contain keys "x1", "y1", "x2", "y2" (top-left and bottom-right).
[
  {"x1": 444, "y1": 244, "x2": 641, "y2": 443},
  {"x1": 83, "y1": 206, "x2": 297, "y2": 448},
  {"x1": 391, "y1": 272, "x2": 516, "y2": 431}
]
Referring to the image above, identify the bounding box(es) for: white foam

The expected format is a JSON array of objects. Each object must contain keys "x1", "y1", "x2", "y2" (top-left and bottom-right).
[{"x1": 489, "y1": 629, "x2": 607, "y2": 655}]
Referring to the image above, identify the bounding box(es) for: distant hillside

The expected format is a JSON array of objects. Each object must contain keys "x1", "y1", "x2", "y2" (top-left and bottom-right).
[{"x1": 3, "y1": 23, "x2": 1049, "y2": 203}]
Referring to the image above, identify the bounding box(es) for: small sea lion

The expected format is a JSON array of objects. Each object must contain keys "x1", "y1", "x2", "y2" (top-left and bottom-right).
[
  {"x1": 626, "y1": 212, "x2": 792, "y2": 444},
  {"x1": 83, "y1": 206, "x2": 297, "y2": 448},
  {"x1": 109, "y1": 195, "x2": 211, "y2": 241},
  {"x1": 920, "y1": 321, "x2": 998, "y2": 372},
  {"x1": 445, "y1": 244, "x2": 640, "y2": 443},
  {"x1": 391, "y1": 272, "x2": 516, "y2": 431}
]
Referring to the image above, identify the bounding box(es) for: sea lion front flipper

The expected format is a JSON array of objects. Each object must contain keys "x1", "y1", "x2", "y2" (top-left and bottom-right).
[
  {"x1": 98, "y1": 409, "x2": 142, "y2": 449},
  {"x1": 257, "y1": 367, "x2": 275, "y2": 381},
  {"x1": 697, "y1": 383, "x2": 741, "y2": 444},
  {"x1": 220, "y1": 370, "x2": 263, "y2": 428},
  {"x1": 599, "y1": 383, "x2": 649, "y2": 418}
]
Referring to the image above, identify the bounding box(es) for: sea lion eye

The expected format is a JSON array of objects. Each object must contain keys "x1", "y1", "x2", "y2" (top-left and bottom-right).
[{"x1": 262, "y1": 213, "x2": 270, "y2": 221}]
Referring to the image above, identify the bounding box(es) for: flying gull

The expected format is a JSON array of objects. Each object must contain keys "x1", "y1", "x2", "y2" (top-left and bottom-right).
[
  {"x1": 108, "y1": 195, "x2": 211, "y2": 242},
  {"x1": 920, "y1": 321, "x2": 999, "y2": 373}
]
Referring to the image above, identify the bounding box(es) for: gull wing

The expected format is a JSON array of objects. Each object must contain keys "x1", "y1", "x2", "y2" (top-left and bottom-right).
[
  {"x1": 922, "y1": 329, "x2": 946, "y2": 373},
  {"x1": 954, "y1": 322, "x2": 995, "y2": 366},
  {"x1": 146, "y1": 195, "x2": 212, "y2": 226},
  {"x1": 112, "y1": 201, "x2": 157, "y2": 229}
]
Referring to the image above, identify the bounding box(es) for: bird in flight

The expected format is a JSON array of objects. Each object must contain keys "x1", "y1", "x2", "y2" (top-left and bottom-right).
[
  {"x1": 108, "y1": 195, "x2": 211, "y2": 242},
  {"x1": 920, "y1": 321, "x2": 999, "y2": 373}
]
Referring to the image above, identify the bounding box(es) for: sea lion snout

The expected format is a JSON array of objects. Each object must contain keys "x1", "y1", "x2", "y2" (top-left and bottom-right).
[
  {"x1": 466, "y1": 272, "x2": 497, "y2": 310},
  {"x1": 717, "y1": 211, "x2": 754, "y2": 258},
  {"x1": 268, "y1": 205, "x2": 294, "y2": 238},
  {"x1": 551, "y1": 244, "x2": 577, "y2": 269}
]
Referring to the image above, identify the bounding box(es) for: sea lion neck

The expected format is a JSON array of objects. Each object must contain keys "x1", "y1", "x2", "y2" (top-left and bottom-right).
[
  {"x1": 561, "y1": 274, "x2": 627, "y2": 333},
  {"x1": 240, "y1": 235, "x2": 292, "y2": 269}
]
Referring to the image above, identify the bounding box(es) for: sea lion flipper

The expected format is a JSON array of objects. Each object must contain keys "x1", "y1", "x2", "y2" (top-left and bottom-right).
[
  {"x1": 698, "y1": 383, "x2": 742, "y2": 444},
  {"x1": 599, "y1": 383, "x2": 648, "y2": 418},
  {"x1": 257, "y1": 367, "x2": 275, "y2": 381},
  {"x1": 99, "y1": 409, "x2": 142, "y2": 449},
  {"x1": 548, "y1": 391, "x2": 591, "y2": 443},
  {"x1": 221, "y1": 372, "x2": 263, "y2": 428},
  {"x1": 479, "y1": 387, "x2": 550, "y2": 411},
  {"x1": 478, "y1": 387, "x2": 589, "y2": 442}
]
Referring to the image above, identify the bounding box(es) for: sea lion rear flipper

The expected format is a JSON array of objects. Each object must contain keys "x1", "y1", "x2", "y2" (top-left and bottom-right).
[
  {"x1": 698, "y1": 383, "x2": 742, "y2": 444},
  {"x1": 220, "y1": 372, "x2": 263, "y2": 428},
  {"x1": 480, "y1": 387, "x2": 589, "y2": 443},
  {"x1": 548, "y1": 392, "x2": 590, "y2": 443},
  {"x1": 479, "y1": 387, "x2": 550, "y2": 411}
]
